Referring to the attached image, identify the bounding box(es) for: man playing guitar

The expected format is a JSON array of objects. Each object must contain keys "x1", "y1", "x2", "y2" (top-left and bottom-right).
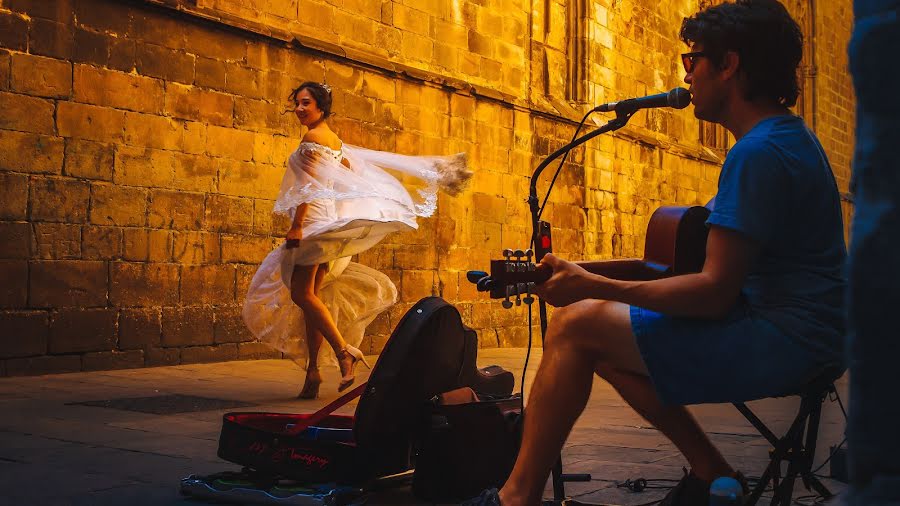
[{"x1": 465, "y1": 1, "x2": 847, "y2": 505}]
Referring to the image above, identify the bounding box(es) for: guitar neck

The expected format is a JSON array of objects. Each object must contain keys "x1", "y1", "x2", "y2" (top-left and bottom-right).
[{"x1": 574, "y1": 259, "x2": 668, "y2": 281}]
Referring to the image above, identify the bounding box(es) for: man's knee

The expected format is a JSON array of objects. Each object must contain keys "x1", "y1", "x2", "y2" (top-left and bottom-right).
[{"x1": 545, "y1": 300, "x2": 613, "y2": 349}]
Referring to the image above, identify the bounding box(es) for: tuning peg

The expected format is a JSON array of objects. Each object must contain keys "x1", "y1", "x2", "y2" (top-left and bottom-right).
[
  {"x1": 502, "y1": 298, "x2": 513, "y2": 309},
  {"x1": 476, "y1": 276, "x2": 493, "y2": 292},
  {"x1": 523, "y1": 282, "x2": 535, "y2": 305},
  {"x1": 503, "y1": 248, "x2": 513, "y2": 259},
  {"x1": 513, "y1": 249, "x2": 525, "y2": 259},
  {"x1": 466, "y1": 270, "x2": 488, "y2": 284}
]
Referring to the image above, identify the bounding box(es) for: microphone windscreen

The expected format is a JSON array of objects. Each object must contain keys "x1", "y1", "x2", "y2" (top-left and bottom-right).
[{"x1": 667, "y1": 88, "x2": 691, "y2": 109}]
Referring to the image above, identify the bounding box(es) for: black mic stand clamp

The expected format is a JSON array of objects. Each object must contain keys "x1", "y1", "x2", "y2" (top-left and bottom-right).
[{"x1": 528, "y1": 109, "x2": 635, "y2": 503}]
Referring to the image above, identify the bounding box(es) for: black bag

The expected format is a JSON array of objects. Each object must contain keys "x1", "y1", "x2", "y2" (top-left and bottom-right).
[
  {"x1": 413, "y1": 389, "x2": 524, "y2": 502},
  {"x1": 216, "y1": 297, "x2": 515, "y2": 484}
]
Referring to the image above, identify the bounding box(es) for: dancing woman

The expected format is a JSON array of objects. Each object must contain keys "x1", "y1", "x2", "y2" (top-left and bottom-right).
[{"x1": 243, "y1": 82, "x2": 471, "y2": 398}]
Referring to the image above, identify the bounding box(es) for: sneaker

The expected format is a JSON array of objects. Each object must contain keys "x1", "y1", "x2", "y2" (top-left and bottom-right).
[
  {"x1": 658, "y1": 468, "x2": 711, "y2": 506},
  {"x1": 460, "y1": 488, "x2": 501, "y2": 506}
]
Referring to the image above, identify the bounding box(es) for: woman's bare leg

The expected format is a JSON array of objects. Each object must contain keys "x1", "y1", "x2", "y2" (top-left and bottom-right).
[
  {"x1": 291, "y1": 263, "x2": 347, "y2": 356},
  {"x1": 303, "y1": 264, "x2": 330, "y2": 370}
]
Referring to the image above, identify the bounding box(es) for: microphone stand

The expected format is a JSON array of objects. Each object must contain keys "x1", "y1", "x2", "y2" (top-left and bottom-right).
[{"x1": 528, "y1": 109, "x2": 635, "y2": 502}]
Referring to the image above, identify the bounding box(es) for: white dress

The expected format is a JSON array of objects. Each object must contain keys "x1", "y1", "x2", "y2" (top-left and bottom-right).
[{"x1": 242, "y1": 141, "x2": 471, "y2": 368}]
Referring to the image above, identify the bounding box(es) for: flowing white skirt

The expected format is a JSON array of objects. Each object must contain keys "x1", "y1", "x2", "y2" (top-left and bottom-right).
[{"x1": 241, "y1": 238, "x2": 400, "y2": 369}]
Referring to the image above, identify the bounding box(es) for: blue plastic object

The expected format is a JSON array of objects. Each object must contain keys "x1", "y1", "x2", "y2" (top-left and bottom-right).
[{"x1": 709, "y1": 476, "x2": 743, "y2": 505}]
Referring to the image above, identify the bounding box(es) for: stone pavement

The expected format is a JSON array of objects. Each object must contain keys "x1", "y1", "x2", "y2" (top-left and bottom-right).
[{"x1": 0, "y1": 348, "x2": 847, "y2": 506}]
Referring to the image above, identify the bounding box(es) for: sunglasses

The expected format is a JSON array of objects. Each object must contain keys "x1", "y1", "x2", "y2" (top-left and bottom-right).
[{"x1": 681, "y1": 51, "x2": 708, "y2": 73}]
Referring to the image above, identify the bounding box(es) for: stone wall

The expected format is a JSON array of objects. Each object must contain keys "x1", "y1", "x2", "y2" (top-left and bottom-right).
[{"x1": 0, "y1": 0, "x2": 854, "y2": 375}]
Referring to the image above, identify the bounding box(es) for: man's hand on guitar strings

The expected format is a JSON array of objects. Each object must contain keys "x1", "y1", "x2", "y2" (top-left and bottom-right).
[{"x1": 533, "y1": 253, "x2": 612, "y2": 307}]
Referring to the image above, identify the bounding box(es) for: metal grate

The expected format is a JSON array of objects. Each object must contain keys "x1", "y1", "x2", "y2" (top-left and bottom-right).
[{"x1": 69, "y1": 394, "x2": 257, "y2": 414}]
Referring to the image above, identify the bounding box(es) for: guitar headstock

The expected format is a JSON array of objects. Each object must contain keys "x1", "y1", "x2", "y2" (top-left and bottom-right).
[{"x1": 468, "y1": 248, "x2": 550, "y2": 309}]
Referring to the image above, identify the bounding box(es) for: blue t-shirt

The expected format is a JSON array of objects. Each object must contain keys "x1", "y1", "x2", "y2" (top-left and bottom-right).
[{"x1": 707, "y1": 115, "x2": 846, "y2": 360}]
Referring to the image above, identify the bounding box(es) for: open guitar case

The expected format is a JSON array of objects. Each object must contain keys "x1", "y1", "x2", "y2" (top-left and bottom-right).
[{"x1": 185, "y1": 296, "x2": 518, "y2": 504}]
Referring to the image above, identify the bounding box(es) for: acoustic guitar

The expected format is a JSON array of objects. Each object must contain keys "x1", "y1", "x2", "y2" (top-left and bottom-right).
[{"x1": 469, "y1": 205, "x2": 711, "y2": 307}]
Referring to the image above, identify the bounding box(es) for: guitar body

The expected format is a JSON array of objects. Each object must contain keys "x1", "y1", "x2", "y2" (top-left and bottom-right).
[{"x1": 578, "y1": 205, "x2": 710, "y2": 280}]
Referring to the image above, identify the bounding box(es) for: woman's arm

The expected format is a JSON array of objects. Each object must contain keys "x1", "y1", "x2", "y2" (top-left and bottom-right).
[{"x1": 285, "y1": 203, "x2": 308, "y2": 248}]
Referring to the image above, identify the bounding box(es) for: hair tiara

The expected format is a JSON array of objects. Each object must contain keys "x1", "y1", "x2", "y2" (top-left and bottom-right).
[{"x1": 320, "y1": 82, "x2": 331, "y2": 94}]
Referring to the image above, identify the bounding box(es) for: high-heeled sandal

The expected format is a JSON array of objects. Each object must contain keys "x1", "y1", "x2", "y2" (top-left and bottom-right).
[
  {"x1": 297, "y1": 367, "x2": 322, "y2": 399},
  {"x1": 336, "y1": 345, "x2": 371, "y2": 392}
]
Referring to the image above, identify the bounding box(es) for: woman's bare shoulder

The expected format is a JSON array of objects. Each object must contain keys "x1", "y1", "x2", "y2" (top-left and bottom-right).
[{"x1": 301, "y1": 129, "x2": 342, "y2": 151}]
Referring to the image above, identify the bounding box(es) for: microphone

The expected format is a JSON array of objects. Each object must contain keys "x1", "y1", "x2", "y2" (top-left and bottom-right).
[{"x1": 594, "y1": 87, "x2": 691, "y2": 114}]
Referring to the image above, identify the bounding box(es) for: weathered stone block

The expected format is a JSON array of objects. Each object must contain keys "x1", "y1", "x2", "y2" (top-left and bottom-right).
[
  {"x1": 206, "y1": 126, "x2": 254, "y2": 161},
  {"x1": 0, "y1": 222, "x2": 31, "y2": 259},
  {"x1": 73, "y1": 0, "x2": 131, "y2": 34},
  {"x1": 0, "y1": 11, "x2": 28, "y2": 52},
  {"x1": 145, "y1": 346, "x2": 180, "y2": 366},
  {"x1": 0, "y1": 261, "x2": 28, "y2": 308},
  {"x1": 33, "y1": 223, "x2": 82, "y2": 260},
  {"x1": 203, "y1": 194, "x2": 253, "y2": 234},
  {"x1": 164, "y1": 83, "x2": 233, "y2": 127},
  {"x1": 223, "y1": 64, "x2": 263, "y2": 99},
  {"x1": 82, "y1": 349, "x2": 144, "y2": 371},
  {"x1": 180, "y1": 343, "x2": 238, "y2": 364},
  {"x1": 0, "y1": 131, "x2": 62, "y2": 174},
  {"x1": 161, "y1": 306, "x2": 214, "y2": 347},
  {"x1": 0, "y1": 91, "x2": 56, "y2": 134},
  {"x1": 183, "y1": 122, "x2": 207, "y2": 155},
  {"x1": 49, "y1": 307, "x2": 117, "y2": 353},
  {"x1": 30, "y1": 177, "x2": 91, "y2": 223},
  {"x1": 148, "y1": 190, "x2": 204, "y2": 230},
  {"x1": 135, "y1": 43, "x2": 195, "y2": 84},
  {"x1": 400, "y1": 269, "x2": 436, "y2": 302},
  {"x1": 123, "y1": 112, "x2": 183, "y2": 151},
  {"x1": 131, "y1": 9, "x2": 187, "y2": 50},
  {"x1": 11, "y1": 53, "x2": 72, "y2": 98},
  {"x1": 213, "y1": 305, "x2": 252, "y2": 344},
  {"x1": 170, "y1": 153, "x2": 217, "y2": 192},
  {"x1": 122, "y1": 228, "x2": 172, "y2": 262},
  {"x1": 194, "y1": 56, "x2": 227, "y2": 90},
  {"x1": 0, "y1": 173, "x2": 28, "y2": 219},
  {"x1": 73, "y1": 28, "x2": 109, "y2": 66},
  {"x1": 181, "y1": 264, "x2": 236, "y2": 305},
  {"x1": 218, "y1": 159, "x2": 281, "y2": 199},
  {"x1": 118, "y1": 308, "x2": 161, "y2": 349},
  {"x1": 110, "y1": 262, "x2": 180, "y2": 306},
  {"x1": 221, "y1": 234, "x2": 273, "y2": 264},
  {"x1": 81, "y1": 225, "x2": 122, "y2": 260},
  {"x1": 89, "y1": 183, "x2": 148, "y2": 227},
  {"x1": 172, "y1": 231, "x2": 220, "y2": 264},
  {"x1": 28, "y1": 18, "x2": 74, "y2": 59},
  {"x1": 30, "y1": 260, "x2": 107, "y2": 307},
  {"x1": 64, "y1": 139, "x2": 114, "y2": 181},
  {"x1": 0, "y1": 310, "x2": 48, "y2": 358},
  {"x1": 57, "y1": 102, "x2": 126, "y2": 143},
  {"x1": 6, "y1": 0, "x2": 74, "y2": 23}
]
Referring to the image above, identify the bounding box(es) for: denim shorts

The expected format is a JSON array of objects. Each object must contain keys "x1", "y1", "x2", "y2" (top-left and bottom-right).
[{"x1": 630, "y1": 304, "x2": 825, "y2": 405}]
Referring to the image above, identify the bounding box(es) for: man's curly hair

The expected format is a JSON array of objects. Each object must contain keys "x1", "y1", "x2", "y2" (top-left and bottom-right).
[{"x1": 680, "y1": 0, "x2": 803, "y2": 107}]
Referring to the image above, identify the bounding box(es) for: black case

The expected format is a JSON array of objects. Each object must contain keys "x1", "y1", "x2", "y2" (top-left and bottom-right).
[
  {"x1": 413, "y1": 394, "x2": 523, "y2": 502},
  {"x1": 216, "y1": 297, "x2": 515, "y2": 484}
]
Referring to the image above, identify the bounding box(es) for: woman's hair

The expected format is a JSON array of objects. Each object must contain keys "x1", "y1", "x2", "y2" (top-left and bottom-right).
[
  {"x1": 289, "y1": 82, "x2": 333, "y2": 118},
  {"x1": 680, "y1": 0, "x2": 803, "y2": 107}
]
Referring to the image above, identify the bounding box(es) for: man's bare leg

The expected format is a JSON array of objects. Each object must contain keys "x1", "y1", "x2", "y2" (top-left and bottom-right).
[{"x1": 499, "y1": 300, "x2": 732, "y2": 505}]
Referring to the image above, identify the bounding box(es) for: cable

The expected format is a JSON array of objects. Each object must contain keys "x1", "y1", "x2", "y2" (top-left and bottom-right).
[
  {"x1": 536, "y1": 108, "x2": 598, "y2": 223},
  {"x1": 521, "y1": 301, "x2": 533, "y2": 414}
]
